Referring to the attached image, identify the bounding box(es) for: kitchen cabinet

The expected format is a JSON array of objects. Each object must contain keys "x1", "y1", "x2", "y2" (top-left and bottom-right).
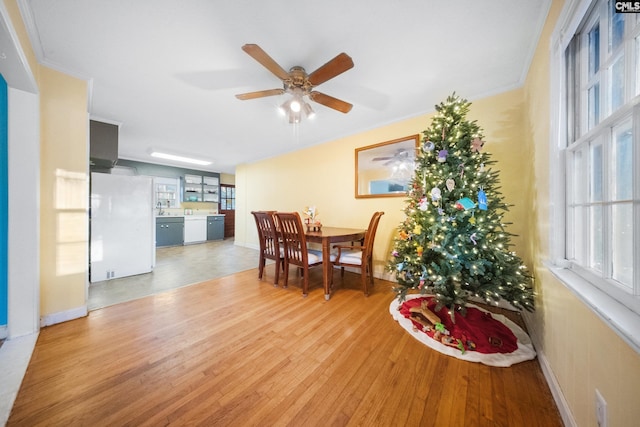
[
  {"x1": 207, "y1": 215, "x2": 224, "y2": 240},
  {"x1": 156, "y1": 216, "x2": 184, "y2": 247},
  {"x1": 203, "y1": 176, "x2": 219, "y2": 203},
  {"x1": 183, "y1": 174, "x2": 203, "y2": 202},
  {"x1": 183, "y1": 173, "x2": 220, "y2": 203},
  {"x1": 184, "y1": 216, "x2": 207, "y2": 244}
]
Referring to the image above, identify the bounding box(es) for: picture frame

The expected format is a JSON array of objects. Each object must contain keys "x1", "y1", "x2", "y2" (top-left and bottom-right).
[{"x1": 355, "y1": 134, "x2": 420, "y2": 198}]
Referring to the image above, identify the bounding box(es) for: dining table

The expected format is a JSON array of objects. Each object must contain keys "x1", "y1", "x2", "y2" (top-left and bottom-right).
[{"x1": 304, "y1": 226, "x2": 367, "y2": 300}]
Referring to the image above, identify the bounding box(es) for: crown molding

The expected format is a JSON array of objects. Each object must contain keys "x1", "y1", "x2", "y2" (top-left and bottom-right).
[
  {"x1": 0, "y1": 0, "x2": 37, "y2": 92},
  {"x1": 17, "y1": 0, "x2": 91, "y2": 82}
]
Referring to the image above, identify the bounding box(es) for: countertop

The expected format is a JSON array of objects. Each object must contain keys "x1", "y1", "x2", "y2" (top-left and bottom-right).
[{"x1": 155, "y1": 213, "x2": 224, "y2": 219}]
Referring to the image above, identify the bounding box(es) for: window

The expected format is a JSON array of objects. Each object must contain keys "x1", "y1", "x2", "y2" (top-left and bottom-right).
[
  {"x1": 220, "y1": 184, "x2": 235, "y2": 211},
  {"x1": 557, "y1": 0, "x2": 639, "y2": 316}
]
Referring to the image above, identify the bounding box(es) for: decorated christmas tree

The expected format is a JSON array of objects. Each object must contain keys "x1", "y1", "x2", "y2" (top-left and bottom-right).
[{"x1": 387, "y1": 94, "x2": 535, "y2": 317}]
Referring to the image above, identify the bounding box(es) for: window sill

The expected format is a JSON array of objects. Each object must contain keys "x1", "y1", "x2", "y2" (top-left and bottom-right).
[{"x1": 546, "y1": 261, "x2": 640, "y2": 355}]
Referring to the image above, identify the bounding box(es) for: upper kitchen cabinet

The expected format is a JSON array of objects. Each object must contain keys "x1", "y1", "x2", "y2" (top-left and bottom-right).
[
  {"x1": 203, "y1": 176, "x2": 219, "y2": 203},
  {"x1": 184, "y1": 174, "x2": 203, "y2": 202},
  {"x1": 183, "y1": 173, "x2": 219, "y2": 203}
]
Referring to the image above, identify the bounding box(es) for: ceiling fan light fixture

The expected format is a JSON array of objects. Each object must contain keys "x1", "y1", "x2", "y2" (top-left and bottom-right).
[
  {"x1": 303, "y1": 101, "x2": 316, "y2": 119},
  {"x1": 278, "y1": 99, "x2": 292, "y2": 115},
  {"x1": 290, "y1": 97, "x2": 301, "y2": 113},
  {"x1": 288, "y1": 108, "x2": 301, "y2": 124}
]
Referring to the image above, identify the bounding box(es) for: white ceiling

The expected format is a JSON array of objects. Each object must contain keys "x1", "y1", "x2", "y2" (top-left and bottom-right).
[{"x1": 18, "y1": 0, "x2": 550, "y2": 174}]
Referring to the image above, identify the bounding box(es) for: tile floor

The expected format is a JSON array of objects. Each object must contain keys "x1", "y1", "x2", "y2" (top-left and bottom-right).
[{"x1": 89, "y1": 239, "x2": 260, "y2": 310}]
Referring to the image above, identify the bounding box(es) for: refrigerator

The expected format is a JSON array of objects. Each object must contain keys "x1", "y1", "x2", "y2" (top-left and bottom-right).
[{"x1": 90, "y1": 173, "x2": 155, "y2": 282}]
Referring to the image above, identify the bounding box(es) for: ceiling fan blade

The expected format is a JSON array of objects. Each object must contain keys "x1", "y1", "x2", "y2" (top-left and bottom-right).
[
  {"x1": 241, "y1": 44, "x2": 289, "y2": 81},
  {"x1": 235, "y1": 88, "x2": 285, "y2": 100},
  {"x1": 308, "y1": 53, "x2": 354, "y2": 86},
  {"x1": 309, "y1": 91, "x2": 353, "y2": 113}
]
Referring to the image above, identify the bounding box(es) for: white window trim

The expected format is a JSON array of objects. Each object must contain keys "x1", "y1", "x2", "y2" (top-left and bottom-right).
[{"x1": 549, "y1": 0, "x2": 640, "y2": 354}]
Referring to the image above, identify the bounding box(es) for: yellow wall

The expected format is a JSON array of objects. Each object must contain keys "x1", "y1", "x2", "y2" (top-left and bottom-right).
[
  {"x1": 235, "y1": 89, "x2": 529, "y2": 282},
  {"x1": 6, "y1": 0, "x2": 90, "y2": 320},
  {"x1": 220, "y1": 172, "x2": 235, "y2": 185},
  {"x1": 523, "y1": 1, "x2": 640, "y2": 426},
  {"x1": 38, "y1": 66, "x2": 88, "y2": 317}
]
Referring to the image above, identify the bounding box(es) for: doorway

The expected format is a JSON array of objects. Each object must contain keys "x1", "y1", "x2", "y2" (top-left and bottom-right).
[{"x1": 220, "y1": 184, "x2": 235, "y2": 238}]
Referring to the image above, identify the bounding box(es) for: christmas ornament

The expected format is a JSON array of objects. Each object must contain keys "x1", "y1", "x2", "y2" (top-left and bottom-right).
[
  {"x1": 471, "y1": 137, "x2": 483, "y2": 153},
  {"x1": 430, "y1": 187, "x2": 441, "y2": 201},
  {"x1": 478, "y1": 188, "x2": 488, "y2": 210},
  {"x1": 479, "y1": 163, "x2": 485, "y2": 173},
  {"x1": 469, "y1": 213, "x2": 476, "y2": 225},
  {"x1": 446, "y1": 178, "x2": 455, "y2": 192},
  {"x1": 423, "y1": 141, "x2": 435, "y2": 151},
  {"x1": 417, "y1": 246, "x2": 424, "y2": 257},
  {"x1": 470, "y1": 233, "x2": 477, "y2": 245},
  {"x1": 437, "y1": 150, "x2": 448, "y2": 163},
  {"x1": 418, "y1": 197, "x2": 429, "y2": 211},
  {"x1": 459, "y1": 164, "x2": 465, "y2": 178},
  {"x1": 413, "y1": 224, "x2": 422, "y2": 234},
  {"x1": 455, "y1": 197, "x2": 475, "y2": 210},
  {"x1": 437, "y1": 207, "x2": 444, "y2": 215}
]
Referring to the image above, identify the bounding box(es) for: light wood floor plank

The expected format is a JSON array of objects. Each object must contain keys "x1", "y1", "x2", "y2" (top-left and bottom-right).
[{"x1": 8, "y1": 268, "x2": 563, "y2": 427}]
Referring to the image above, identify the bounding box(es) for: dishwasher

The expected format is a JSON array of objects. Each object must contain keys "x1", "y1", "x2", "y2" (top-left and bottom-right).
[{"x1": 183, "y1": 216, "x2": 207, "y2": 244}]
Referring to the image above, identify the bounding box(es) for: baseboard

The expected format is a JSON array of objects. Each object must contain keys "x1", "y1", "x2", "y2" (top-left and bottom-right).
[
  {"x1": 522, "y1": 312, "x2": 576, "y2": 427},
  {"x1": 0, "y1": 325, "x2": 6, "y2": 340},
  {"x1": 40, "y1": 305, "x2": 88, "y2": 327}
]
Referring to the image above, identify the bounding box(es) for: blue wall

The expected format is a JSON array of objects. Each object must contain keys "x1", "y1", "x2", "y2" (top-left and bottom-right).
[{"x1": 0, "y1": 74, "x2": 7, "y2": 327}]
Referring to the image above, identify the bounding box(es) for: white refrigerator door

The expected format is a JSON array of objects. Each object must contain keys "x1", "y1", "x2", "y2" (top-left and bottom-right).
[{"x1": 90, "y1": 173, "x2": 154, "y2": 282}]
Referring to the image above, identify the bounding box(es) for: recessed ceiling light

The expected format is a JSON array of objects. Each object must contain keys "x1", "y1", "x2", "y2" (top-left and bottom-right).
[{"x1": 150, "y1": 151, "x2": 212, "y2": 166}]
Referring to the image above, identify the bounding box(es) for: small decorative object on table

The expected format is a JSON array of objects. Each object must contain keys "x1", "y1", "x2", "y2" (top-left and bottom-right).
[{"x1": 303, "y1": 205, "x2": 322, "y2": 232}]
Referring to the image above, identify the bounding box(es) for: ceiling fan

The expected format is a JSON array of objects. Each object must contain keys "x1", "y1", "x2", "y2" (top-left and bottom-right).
[
  {"x1": 235, "y1": 44, "x2": 354, "y2": 122},
  {"x1": 372, "y1": 149, "x2": 412, "y2": 165}
]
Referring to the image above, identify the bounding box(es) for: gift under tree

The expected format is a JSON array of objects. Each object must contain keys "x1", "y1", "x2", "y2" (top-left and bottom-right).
[{"x1": 388, "y1": 94, "x2": 535, "y2": 319}]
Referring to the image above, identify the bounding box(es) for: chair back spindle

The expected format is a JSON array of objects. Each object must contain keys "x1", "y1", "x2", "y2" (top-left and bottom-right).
[
  {"x1": 332, "y1": 211, "x2": 384, "y2": 296},
  {"x1": 251, "y1": 211, "x2": 283, "y2": 285},
  {"x1": 275, "y1": 212, "x2": 323, "y2": 296}
]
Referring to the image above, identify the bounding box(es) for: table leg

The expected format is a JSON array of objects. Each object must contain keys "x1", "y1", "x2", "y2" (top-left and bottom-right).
[{"x1": 322, "y1": 238, "x2": 331, "y2": 300}]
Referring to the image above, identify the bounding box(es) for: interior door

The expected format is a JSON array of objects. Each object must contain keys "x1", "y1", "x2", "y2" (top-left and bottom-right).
[{"x1": 219, "y1": 184, "x2": 235, "y2": 238}]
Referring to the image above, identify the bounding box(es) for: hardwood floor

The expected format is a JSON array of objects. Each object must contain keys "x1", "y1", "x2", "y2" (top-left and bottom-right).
[{"x1": 9, "y1": 266, "x2": 563, "y2": 426}]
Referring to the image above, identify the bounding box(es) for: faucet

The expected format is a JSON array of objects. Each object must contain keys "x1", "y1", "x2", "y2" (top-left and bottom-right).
[{"x1": 157, "y1": 201, "x2": 165, "y2": 216}]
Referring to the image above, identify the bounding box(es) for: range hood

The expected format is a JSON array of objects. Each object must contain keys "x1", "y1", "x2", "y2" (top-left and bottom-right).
[{"x1": 90, "y1": 120, "x2": 119, "y2": 168}]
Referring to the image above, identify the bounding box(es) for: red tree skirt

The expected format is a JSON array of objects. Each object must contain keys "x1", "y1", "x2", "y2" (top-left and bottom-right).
[{"x1": 390, "y1": 295, "x2": 536, "y2": 367}]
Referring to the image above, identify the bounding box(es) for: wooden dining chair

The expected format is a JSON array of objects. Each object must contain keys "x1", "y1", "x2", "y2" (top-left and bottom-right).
[
  {"x1": 274, "y1": 212, "x2": 323, "y2": 297},
  {"x1": 251, "y1": 211, "x2": 284, "y2": 286},
  {"x1": 332, "y1": 211, "x2": 384, "y2": 296}
]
